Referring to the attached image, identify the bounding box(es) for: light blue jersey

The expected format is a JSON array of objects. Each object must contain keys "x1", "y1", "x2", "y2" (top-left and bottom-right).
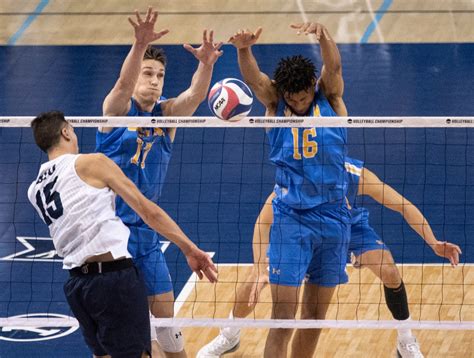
[
  {"x1": 344, "y1": 156, "x2": 367, "y2": 224},
  {"x1": 267, "y1": 88, "x2": 347, "y2": 209},
  {"x1": 268, "y1": 87, "x2": 351, "y2": 287},
  {"x1": 96, "y1": 98, "x2": 172, "y2": 226},
  {"x1": 343, "y1": 157, "x2": 389, "y2": 259},
  {"x1": 96, "y1": 98, "x2": 175, "y2": 295}
]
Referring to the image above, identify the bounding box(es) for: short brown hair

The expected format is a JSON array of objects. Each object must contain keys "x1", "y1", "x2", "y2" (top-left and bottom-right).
[
  {"x1": 144, "y1": 46, "x2": 167, "y2": 66},
  {"x1": 31, "y1": 111, "x2": 68, "y2": 153}
]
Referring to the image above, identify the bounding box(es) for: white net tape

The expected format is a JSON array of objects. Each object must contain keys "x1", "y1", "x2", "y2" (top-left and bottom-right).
[{"x1": 0, "y1": 116, "x2": 473, "y2": 128}]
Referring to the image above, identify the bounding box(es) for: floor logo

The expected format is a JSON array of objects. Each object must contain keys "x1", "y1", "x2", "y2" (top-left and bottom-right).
[
  {"x1": 1, "y1": 237, "x2": 171, "y2": 262},
  {"x1": 0, "y1": 313, "x2": 79, "y2": 342}
]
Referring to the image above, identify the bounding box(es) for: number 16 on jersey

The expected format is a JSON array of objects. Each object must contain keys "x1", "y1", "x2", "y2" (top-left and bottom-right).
[{"x1": 291, "y1": 127, "x2": 318, "y2": 160}]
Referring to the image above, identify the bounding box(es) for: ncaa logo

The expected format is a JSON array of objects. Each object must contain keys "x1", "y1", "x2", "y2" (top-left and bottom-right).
[{"x1": 0, "y1": 313, "x2": 79, "y2": 342}]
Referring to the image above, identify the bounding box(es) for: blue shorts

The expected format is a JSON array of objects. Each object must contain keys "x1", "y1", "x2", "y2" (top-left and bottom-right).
[
  {"x1": 128, "y1": 226, "x2": 173, "y2": 296},
  {"x1": 348, "y1": 217, "x2": 389, "y2": 257},
  {"x1": 269, "y1": 198, "x2": 351, "y2": 288}
]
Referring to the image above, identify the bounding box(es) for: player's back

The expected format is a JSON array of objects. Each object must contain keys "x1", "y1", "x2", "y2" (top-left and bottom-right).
[
  {"x1": 267, "y1": 88, "x2": 347, "y2": 209},
  {"x1": 27, "y1": 154, "x2": 130, "y2": 269}
]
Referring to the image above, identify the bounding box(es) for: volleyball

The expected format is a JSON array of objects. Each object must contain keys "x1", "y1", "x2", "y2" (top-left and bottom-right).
[{"x1": 208, "y1": 78, "x2": 253, "y2": 121}]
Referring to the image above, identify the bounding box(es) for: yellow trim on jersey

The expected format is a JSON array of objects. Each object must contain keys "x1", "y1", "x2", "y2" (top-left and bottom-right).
[{"x1": 344, "y1": 162, "x2": 362, "y2": 176}]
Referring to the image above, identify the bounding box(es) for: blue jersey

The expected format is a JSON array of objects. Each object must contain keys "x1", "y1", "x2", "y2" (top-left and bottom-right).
[
  {"x1": 267, "y1": 88, "x2": 347, "y2": 209},
  {"x1": 344, "y1": 156, "x2": 369, "y2": 224},
  {"x1": 96, "y1": 98, "x2": 172, "y2": 226}
]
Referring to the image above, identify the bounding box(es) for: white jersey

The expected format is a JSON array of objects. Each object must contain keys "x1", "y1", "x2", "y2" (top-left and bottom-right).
[{"x1": 27, "y1": 154, "x2": 131, "y2": 269}]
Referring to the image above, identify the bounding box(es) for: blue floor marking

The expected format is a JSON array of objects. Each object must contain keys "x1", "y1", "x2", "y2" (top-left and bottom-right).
[
  {"x1": 360, "y1": 0, "x2": 393, "y2": 44},
  {"x1": 7, "y1": 0, "x2": 50, "y2": 45}
]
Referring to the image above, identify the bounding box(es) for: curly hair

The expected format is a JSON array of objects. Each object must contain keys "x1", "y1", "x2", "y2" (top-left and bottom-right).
[
  {"x1": 273, "y1": 55, "x2": 317, "y2": 95},
  {"x1": 144, "y1": 46, "x2": 167, "y2": 67}
]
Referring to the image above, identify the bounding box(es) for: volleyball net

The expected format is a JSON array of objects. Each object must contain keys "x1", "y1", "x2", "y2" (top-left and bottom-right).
[{"x1": 0, "y1": 116, "x2": 473, "y2": 331}]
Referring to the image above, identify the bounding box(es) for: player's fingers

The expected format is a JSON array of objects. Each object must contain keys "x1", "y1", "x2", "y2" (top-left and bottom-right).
[
  {"x1": 209, "y1": 29, "x2": 214, "y2": 44},
  {"x1": 128, "y1": 17, "x2": 138, "y2": 29},
  {"x1": 315, "y1": 25, "x2": 322, "y2": 40},
  {"x1": 248, "y1": 283, "x2": 258, "y2": 306},
  {"x1": 135, "y1": 10, "x2": 143, "y2": 24},
  {"x1": 254, "y1": 27, "x2": 263, "y2": 39},
  {"x1": 203, "y1": 29, "x2": 207, "y2": 43},
  {"x1": 290, "y1": 23, "x2": 303, "y2": 29},
  {"x1": 151, "y1": 11, "x2": 159, "y2": 24},
  {"x1": 183, "y1": 44, "x2": 196, "y2": 54},
  {"x1": 306, "y1": 23, "x2": 317, "y2": 34},
  {"x1": 195, "y1": 270, "x2": 203, "y2": 280},
  {"x1": 145, "y1": 6, "x2": 152, "y2": 23},
  {"x1": 214, "y1": 41, "x2": 224, "y2": 50},
  {"x1": 300, "y1": 22, "x2": 310, "y2": 34},
  {"x1": 155, "y1": 29, "x2": 170, "y2": 38},
  {"x1": 204, "y1": 266, "x2": 218, "y2": 282}
]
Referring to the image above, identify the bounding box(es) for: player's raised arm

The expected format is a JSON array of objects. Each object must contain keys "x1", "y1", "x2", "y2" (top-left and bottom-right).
[
  {"x1": 229, "y1": 28, "x2": 278, "y2": 110},
  {"x1": 291, "y1": 22, "x2": 346, "y2": 116},
  {"x1": 160, "y1": 30, "x2": 222, "y2": 118},
  {"x1": 76, "y1": 153, "x2": 218, "y2": 282},
  {"x1": 102, "y1": 7, "x2": 169, "y2": 118},
  {"x1": 359, "y1": 168, "x2": 462, "y2": 267}
]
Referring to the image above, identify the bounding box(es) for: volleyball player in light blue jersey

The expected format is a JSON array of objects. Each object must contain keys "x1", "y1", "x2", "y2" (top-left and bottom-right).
[
  {"x1": 97, "y1": 7, "x2": 223, "y2": 358},
  {"x1": 198, "y1": 156, "x2": 461, "y2": 358},
  {"x1": 229, "y1": 22, "x2": 350, "y2": 358}
]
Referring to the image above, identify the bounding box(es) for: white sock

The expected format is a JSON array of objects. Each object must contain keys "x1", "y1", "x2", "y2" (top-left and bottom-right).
[
  {"x1": 221, "y1": 311, "x2": 240, "y2": 339},
  {"x1": 397, "y1": 317, "x2": 413, "y2": 339}
]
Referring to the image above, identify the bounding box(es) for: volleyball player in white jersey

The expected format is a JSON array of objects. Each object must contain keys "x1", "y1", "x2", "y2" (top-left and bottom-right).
[{"x1": 28, "y1": 111, "x2": 217, "y2": 358}]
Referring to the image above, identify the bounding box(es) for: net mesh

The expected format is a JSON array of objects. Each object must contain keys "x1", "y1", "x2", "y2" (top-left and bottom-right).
[{"x1": 0, "y1": 116, "x2": 473, "y2": 332}]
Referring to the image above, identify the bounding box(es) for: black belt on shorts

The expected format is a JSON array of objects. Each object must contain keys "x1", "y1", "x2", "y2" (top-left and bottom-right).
[{"x1": 69, "y1": 258, "x2": 133, "y2": 277}]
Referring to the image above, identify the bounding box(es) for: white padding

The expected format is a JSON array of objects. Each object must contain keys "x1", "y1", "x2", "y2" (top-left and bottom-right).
[{"x1": 155, "y1": 326, "x2": 184, "y2": 353}]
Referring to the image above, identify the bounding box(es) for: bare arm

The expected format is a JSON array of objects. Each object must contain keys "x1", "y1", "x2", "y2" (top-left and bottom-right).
[
  {"x1": 290, "y1": 22, "x2": 347, "y2": 116},
  {"x1": 359, "y1": 168, "x2": 461, "y2": 266},
  {"x1": 229, "y1": 28, "x2": 278, "y2": 110},
  {"x1": 102, "y1": 8, "x2": 169, "y2": 125},
  {"x1": 76, "y1": 153, "x2": 217, "y2": 281},
  {"x1": 161, "y1": 30, "x2": 223, "y2": 117}
]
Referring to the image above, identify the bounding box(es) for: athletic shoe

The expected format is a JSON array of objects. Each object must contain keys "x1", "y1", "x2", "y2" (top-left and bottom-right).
[
  {"x1": 196, "y1": 331, "x2": 240, "y2": 358},
  {"x1": 397, "y1": 336, "x2": 424, "y2": 358}
]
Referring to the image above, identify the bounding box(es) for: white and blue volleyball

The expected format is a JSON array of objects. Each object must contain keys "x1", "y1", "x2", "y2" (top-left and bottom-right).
[{"x1": 208, "y1": 78, "x2": 253, "y2": 121}]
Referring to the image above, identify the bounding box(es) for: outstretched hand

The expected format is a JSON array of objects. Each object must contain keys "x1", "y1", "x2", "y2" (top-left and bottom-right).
[
  {"x1": 185, "y1": 247, "x2": 218, "y2": 282},
  {"x1": 290, "y1": 22, "x2": 328, "y2": 41},
  {"x1": 183, "y1": 30, "x2": 223, "y2": 66},
  {"x1": 432, "y1": 241, "x2": 462, "y2": 267},
  {"x1": 248, "y1": 263, "x2": 269, "y2": 306},
  {"x1": 128, "y1": 6, "x2": 169, "y2": 45},
  {"x1": 228, "y1": 27, "x2": 263, "y2": 49}
]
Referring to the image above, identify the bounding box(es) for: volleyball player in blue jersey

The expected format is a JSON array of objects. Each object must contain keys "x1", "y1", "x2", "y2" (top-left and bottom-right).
[
  {"x1": 198, "y1": 157, "x2": 461, "y2": 358},
  {"x1": 228, "y1": 22, "x2": 351, "y2": 358},
  {"x1": 96, "y1": 7, "x2": 223, "y2": 358}
]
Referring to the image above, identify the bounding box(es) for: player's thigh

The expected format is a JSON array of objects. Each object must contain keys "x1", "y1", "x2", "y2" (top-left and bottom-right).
[
  {"x1": 358, "y1": 249, "x2": 401, "y2": 286},
  {"x1": 149, "y1": 290, "x2": 175, "y2": 318},
  {"x1": 270, "y1": 283, "x2": 301, "y2": 319},
  {"x1": 300, "y1": 283, "x2": 336, "y2": 319},
  {"x1": 134, "y1": 248, "x2": 174, "y2": 297}
]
